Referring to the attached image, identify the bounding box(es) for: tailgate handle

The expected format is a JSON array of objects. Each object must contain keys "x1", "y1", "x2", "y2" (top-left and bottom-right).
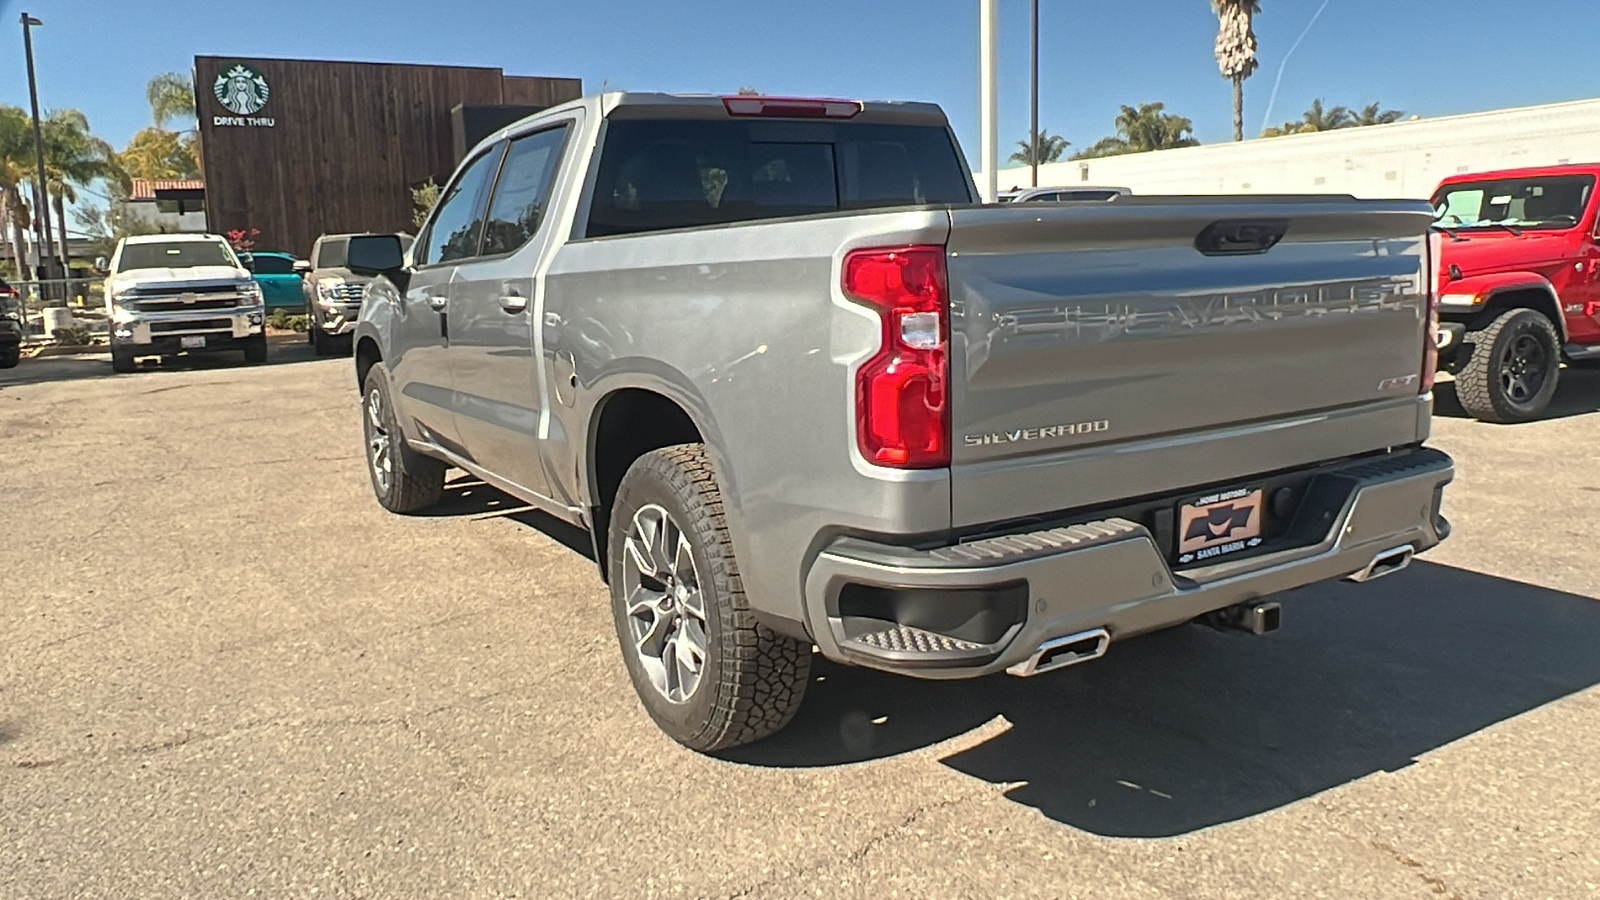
[{"x1": 1195, "y1": 219, "x2": 1289, "y2": 256}]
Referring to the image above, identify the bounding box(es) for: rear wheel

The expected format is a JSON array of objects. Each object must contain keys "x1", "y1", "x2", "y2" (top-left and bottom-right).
[
  {"x1": 361, "y1": 364, "x2": 445, "y2": 513},
  {"x1": 111, "y1": 344, "x2": 137, "y2": 374},
  {"x1": 1455, "y1": 308, "x2": 1560, "y2": 423},
  {"x1": 608, "y1": 444, "x2": 810, "y2": 752}
]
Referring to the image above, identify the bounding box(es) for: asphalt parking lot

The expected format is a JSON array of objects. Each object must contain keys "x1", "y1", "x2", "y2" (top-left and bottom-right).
[{"x1": 3, "y1": 343, "x2": 1599, "y2": 899}]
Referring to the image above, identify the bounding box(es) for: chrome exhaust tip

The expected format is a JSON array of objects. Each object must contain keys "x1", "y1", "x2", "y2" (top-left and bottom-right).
[
  {"x1": 1348, "y1": 544, "x2": 1415, "y2": 583},
  {"x1": 1006, "y1": 628, "x2": 1110, "y2": 678}
]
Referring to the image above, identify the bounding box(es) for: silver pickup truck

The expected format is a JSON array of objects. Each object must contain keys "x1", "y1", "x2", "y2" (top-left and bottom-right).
[{"x1": 351, "y1": 93, "x2": 1454, "y2": 752}]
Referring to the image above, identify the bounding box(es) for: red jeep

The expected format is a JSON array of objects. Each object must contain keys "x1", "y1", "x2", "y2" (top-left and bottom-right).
[{"x1": 1432, "y1": 164, "x2": 1600, "y2": 422}]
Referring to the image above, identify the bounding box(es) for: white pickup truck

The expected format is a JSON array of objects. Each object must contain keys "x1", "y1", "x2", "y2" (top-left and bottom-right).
[{"x1": 104, "y1": 233, "x2": 268, "y2": 373}]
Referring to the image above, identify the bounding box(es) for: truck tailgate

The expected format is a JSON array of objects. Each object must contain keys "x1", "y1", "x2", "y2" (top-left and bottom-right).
[{"x1": 946, "y1": 197, "x2": 1435, "y2": 528}]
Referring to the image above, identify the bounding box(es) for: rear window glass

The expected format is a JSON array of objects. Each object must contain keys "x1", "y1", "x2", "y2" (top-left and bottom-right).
[{"x1": 586, "y1": 118, "x2": 973, "y2": 237}]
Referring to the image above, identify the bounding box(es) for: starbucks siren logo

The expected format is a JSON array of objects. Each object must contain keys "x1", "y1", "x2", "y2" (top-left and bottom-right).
[{"x1": 214, "y1": 64, "x2": 270, "y2": 116}]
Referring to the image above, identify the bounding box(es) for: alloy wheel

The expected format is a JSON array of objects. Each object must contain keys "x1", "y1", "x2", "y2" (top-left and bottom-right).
[
  {"x1": 621, "y1": 503, "x2": 709, "y2": 704},
  {"x1": 1499, "y1": 333, "x2": 1549, "y2": 405},
  {"x1": 364, "y1": 387, "x2": 392, "y2": 493}
]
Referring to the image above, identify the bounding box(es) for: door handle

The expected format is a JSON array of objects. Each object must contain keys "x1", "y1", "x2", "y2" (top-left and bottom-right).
[
  {"x1": 496, "y1": 286, "x2": 528, "y2": 315},
  {"x1": 427, "y1": 294, "x2": 448, "y2": 312}
]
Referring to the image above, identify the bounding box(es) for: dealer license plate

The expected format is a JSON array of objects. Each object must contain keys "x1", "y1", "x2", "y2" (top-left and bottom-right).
[
  {"x1": 1176, "y1": 487, "x2": 1264, "y2": 565},
  {"x1": 180, "y1": 336, "x2": 206, "y2": 349}
]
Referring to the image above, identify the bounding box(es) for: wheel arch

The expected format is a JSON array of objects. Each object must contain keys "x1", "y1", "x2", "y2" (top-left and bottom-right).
[
  {"x1": 584, "y1": 384, "x2": 724, "y2": 581},
  {"x1": 1452, "y1": 276, "x2": 1567, "y2": 342},
  {"x1": 354, "y1": 334, "x2": 382, "y2": 389}
]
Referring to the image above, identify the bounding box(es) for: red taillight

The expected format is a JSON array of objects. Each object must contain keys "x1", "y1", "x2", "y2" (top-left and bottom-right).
[
  {"x1": 1423, "y1": 231, "x2": 1442, "y2": 391},
  {"x1": 721, "y1": 96, "x2": 863, "y2": 119},
  {"x1": 842, "y1": 245, "x2": 949, "y2": 468}
]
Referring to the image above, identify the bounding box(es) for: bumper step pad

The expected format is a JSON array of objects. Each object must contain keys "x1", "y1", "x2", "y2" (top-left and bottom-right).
[{"x1": 854, "y1": 625, "x2": 985, "y2": 654}]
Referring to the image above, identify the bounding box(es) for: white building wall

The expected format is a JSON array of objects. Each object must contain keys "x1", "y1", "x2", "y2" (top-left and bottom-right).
[{"x1": 988, "y1": 97, "x2": 1600, "y2": 201}]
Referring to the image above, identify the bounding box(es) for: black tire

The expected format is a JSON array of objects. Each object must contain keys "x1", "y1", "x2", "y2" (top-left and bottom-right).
[
  {"x1": 1455, "y1": 308, "x2": 1561, "y2": 423},
  {"x1": 608, "y1": 444, "x2": 810, "y2": 752},
  {"x1": 315, "y1": 332, "x2": 350, "y2": 357},
  {"x1": 0, "y1": 346, "x2": 18, "y2": 369},
  {"x1": 243, "y1": 334, "x2": 269, "y2": 364},
  {"x1": 306, "y1": 310, "x2": 317, "y2": 344},
  {"x1": 360, "y1": 363, "x2": 445, "y2": 513},
  {"x1": 111, "y1": 345, "x2": 137, "y2": 374}
]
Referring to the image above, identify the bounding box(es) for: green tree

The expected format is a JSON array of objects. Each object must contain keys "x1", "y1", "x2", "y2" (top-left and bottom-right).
[
  {"x1": 1262, "y1": 98, "x2": 1352, "y2": 136},
  {"x1": 1074, "y1": 103, "x2": 1199, "y2": 159},
  {"x1": 147, "y1": 72, "x2": 196, "y2": 129},
  {"x1": 1211, "y1": 0, "x2": 1261, "y2": 142},
  {"x1": 1009, "y1": 130, "x2": 1070, "y2": 166},
  {"x1": 411, "y1": 179, "x2": 441, "y2": 230},
  {"x1": 39, "y1": 108, "x2": 116, "y2": 271},
  {"x1": 0, "y1": 105, "x2": 35, "y2": 276},
  {"x1": 1262, "y1": 100, "x2": 1406, "y2": 137},
  {"x1": 117, "y1": 128, "x2": 200, "y2": 181},
  {"x1": 1353, "y1": 102, "x2": 1405, "y2": 126}
]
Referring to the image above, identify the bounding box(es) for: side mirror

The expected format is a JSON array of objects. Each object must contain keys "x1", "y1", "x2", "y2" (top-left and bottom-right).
[
  {"x1": 237, "y1": 251, "x2": 256, "y2": 272},
  {"x1": 94, "y1": 256, "x2": 109, "y2": 274},
  {"x1": 292, "y1": 259, "x2": 312, "y2": 275},
  {"x1": 346, "y1": 234, "x2": 406, "y2": 275}
]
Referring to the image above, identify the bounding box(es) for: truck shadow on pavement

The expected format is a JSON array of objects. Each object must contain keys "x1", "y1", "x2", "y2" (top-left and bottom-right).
[
  {"x1": 1434, "y1": 366, "x2": 1600, "y2": 420},
  {"x1": 427, "y1": 475, "x2": 595, "y2": 560},
  {"x1": 725, "y1": 561, "x2": 1600, "y2": 838},
  {"x1": 0, "y1": 336, "x2": 325, "y2": 389}
]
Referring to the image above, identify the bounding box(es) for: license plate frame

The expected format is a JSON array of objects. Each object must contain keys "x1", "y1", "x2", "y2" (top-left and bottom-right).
[
  {"x1": 1175, "y1": 487, "x2": 1265, "y2": 566},
  {"x1": 180, "y1": 335, "x2": 207, "y2": 349}
]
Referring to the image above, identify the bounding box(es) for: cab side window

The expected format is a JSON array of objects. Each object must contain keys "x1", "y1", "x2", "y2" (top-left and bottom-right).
[
  {"x1": 480, "y1": 125, "x2": 572, "y2": 257},
  {"x1": 417, "y1": 144, "x2": 506, "y2": 267}
]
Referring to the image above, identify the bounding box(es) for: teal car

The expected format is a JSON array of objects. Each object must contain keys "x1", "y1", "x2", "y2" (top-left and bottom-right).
[{"x1": 249, "y1": 251, "x2": 306, "y2": 310}]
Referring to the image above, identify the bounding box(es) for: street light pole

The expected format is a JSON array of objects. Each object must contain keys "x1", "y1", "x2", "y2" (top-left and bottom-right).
[
  {"x1": 20, "y1": 13, "x2": 56, "y2": 284},
  {"x1": 978, "y1": 0, "x2": 998, "y2": 203},
  {"x1": 1030, "y1": 0, "x2": 1039, "y2": 188}
]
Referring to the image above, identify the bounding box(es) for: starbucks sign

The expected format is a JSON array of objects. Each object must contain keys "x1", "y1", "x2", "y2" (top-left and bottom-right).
[{"x1": 212, "y1": 63, "x2": 275, "y2": 127}]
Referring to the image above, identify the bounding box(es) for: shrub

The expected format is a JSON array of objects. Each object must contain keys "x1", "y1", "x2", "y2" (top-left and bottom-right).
[{"x1": 52, "y1": 325, "x2": 95, "y2": 346}]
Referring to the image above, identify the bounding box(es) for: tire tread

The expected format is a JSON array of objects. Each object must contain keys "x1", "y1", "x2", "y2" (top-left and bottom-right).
[{"x1": 1455, "y1": 308, "x2": 1559, "y2": 423}]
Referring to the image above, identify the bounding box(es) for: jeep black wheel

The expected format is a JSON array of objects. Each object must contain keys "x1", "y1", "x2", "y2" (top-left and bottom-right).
[
  {"x1": 608, "y1": 444, "x2": 810, "y2": 752},
  {"x1": 1455, "y1": 308, "x2": 1560, "y2": 423},
  {"x1": 361, "y1": 363, "x2": 445, "y2": 513}
]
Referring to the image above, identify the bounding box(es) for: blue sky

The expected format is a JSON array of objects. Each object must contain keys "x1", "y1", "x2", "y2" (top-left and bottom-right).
[{"x1": 2, "y1": 0, "x2": 1598, "y2": 213}]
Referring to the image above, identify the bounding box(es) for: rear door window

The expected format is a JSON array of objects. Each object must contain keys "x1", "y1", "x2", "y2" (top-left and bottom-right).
[
  {"x1": 480, "y1": 125, "x2": 571, "y2": 256},
  {"x1": 252, "y1": 255, "x2": 295, "y2": 275},
  {"x1": 314, "y1": 239, "x2": 348, "y2": 269},
  {"x1": 586, "y1": 118, "x2": 973, "y2": 237}
]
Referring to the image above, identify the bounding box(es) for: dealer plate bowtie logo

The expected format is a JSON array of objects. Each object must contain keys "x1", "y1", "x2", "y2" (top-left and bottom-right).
[{"x1": 213, "y1": 64, "x2": 275, "y2": 127}]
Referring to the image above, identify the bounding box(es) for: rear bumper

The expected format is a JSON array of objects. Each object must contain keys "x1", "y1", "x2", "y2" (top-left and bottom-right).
[{"x1": 803, "y1": 447, "x2": 1454, "y2": 679}]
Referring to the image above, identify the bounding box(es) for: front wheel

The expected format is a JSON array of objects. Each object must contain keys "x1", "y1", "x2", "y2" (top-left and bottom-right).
[
  {"x1": 0, "y1": 345, "x2": 18, "y2": 369},
  {"x1": 1455, "y1": 308, "x2": 1560, "y2": 423},
  {"x1": 242, "y1": 334, "x2": 269, "y2": 364},
  {"x1": 360, "y1": 364, "x2": 445, "y2": 513},
  {"x1": 608, "y1": 444, "x2": 810, "y2": 752},
  {"x1": 110, "y1": 344, "x2": 137, "y2": 374}
]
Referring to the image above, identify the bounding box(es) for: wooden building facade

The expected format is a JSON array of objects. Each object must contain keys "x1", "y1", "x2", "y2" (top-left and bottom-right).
[{"x1": 195, "y1": 56, "x2": 581, "y2": 258}]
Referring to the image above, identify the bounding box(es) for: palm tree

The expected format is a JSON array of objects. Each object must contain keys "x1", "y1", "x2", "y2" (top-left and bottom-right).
[
  {"x1": 1211, "y1": 0, "x2": 1261, "y2": 142},
  {"x1": 1074, "y1": 103, "x2": 1199, "y2": 158},
  {"x1": 117, "y1": 128, "x2": 201, "y2": 181},
  {"x1": 39, "y1": 109, "x2": 115, "y2": 272},
  {"x1": 1009, "y1": 130, "x2": 1070, "y2": 165},
  {"x1": 0, "y1": 105, "x2": 35, "y2": 277},
  {"x1": 147, "y1": 72, "x2": 196, "y2": 129},
  {"x1": 1353, "y1": 102, "x2": 1405, "y2": 126}
]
